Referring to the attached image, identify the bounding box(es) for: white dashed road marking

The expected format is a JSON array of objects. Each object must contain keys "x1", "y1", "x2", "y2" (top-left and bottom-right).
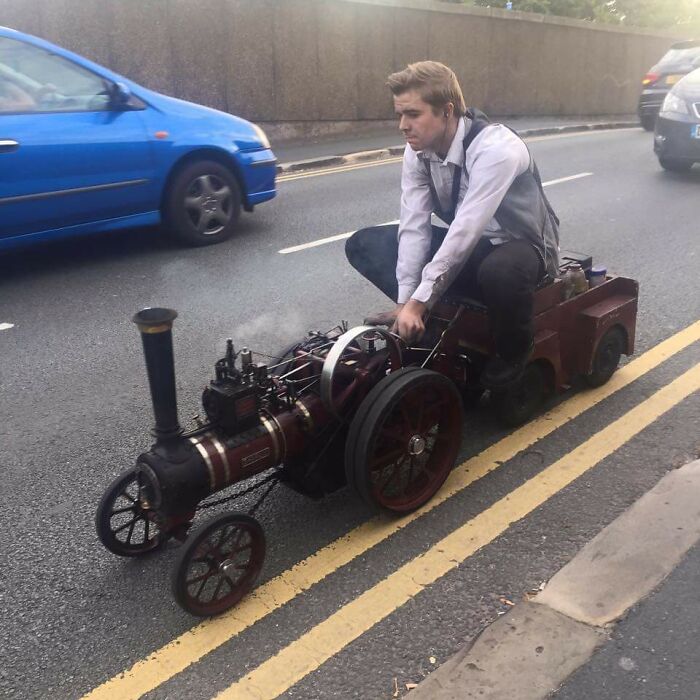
[{"x1": 278, "y1": 172, "x2": 593, "y2": 255}]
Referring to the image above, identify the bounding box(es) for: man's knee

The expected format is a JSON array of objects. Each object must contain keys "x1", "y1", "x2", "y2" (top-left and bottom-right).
[{"x1": 345, "y1": 228, "x2": 369, "y2": 266}]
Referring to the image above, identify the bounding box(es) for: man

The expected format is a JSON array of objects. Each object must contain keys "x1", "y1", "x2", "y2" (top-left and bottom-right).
[
  {"x1": 0, "y1": 76, "x2": 35, "y2": 112},
  {"x1": 345, "y1": 61, "x2": 560, "y2": 388}
]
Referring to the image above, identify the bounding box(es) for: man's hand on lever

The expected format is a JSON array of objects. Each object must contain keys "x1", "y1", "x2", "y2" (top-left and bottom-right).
[{"x1": 392, "y1": 299, "x2": 427, "y2": 343}]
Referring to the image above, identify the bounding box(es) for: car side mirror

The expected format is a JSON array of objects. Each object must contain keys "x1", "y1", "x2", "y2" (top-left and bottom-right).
[{"x1": 109, "y1": 81, "x2": 132, "y2": 109}]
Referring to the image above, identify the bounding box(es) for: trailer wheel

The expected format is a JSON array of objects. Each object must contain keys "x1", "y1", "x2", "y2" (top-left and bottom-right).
[
  {"x1": 585, "y1": 326, "x2": 624, "y2": 388},
  {"x1": 95, "y1": 468, "x2": 168, "y2": 557},
  {"x1": 346, "y1": 367, "x2": 462, "y2": 513},
  {"x1": 492, "y1": 363, "x2": 546, "y2": 428},
  {"x1": 172, "y1": 512, "x2": 265, "y2": 616}
]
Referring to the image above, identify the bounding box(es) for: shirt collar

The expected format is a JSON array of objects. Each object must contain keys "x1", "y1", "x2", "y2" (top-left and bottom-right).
[{"x1": 419, "y1": 115, "x2": 471, "y2": 166}]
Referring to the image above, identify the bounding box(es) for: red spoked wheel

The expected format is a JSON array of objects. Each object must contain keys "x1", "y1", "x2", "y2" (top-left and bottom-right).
[
  {"x1": 95, "y1": 468, "x2": 168, "y2": 557},
  {"x1": 346, "y1": 367, "x2": 463, "y2": 513},
  {"x1": 171, "y1": 512, "x2": 265, "y2": 617}
]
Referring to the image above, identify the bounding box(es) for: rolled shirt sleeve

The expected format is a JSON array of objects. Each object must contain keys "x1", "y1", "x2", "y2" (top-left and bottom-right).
[
  {"x1": 396, "y1": 146, "x2": 434, "y2": 304},
  {"x1": 412, "y1": 128, "x2": 530, "y2": 306}
]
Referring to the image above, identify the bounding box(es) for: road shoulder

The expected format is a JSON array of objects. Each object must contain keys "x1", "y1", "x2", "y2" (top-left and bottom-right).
[
  {"x1": 408, "y1": 458, "x2": 700, "y2": 699},
  {"x1": 275, "y1": 119, "x2": 638, "y2": 174}
]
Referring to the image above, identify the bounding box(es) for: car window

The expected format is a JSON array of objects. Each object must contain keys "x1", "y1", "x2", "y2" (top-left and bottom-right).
[
  {"x1": 680, "y1": 68, "x2": 700, "y2": 88},
  {"x1": 658, "y1": 45, "x2": 700, "y2": 70},
  {"x1": 0, "y1": 36, "x2": 111, "y2": 114}
]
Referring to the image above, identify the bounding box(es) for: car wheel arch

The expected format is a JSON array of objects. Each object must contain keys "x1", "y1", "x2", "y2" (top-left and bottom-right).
[{"x1": 159, "y1": 148, "x2": 249, "y2": 215}]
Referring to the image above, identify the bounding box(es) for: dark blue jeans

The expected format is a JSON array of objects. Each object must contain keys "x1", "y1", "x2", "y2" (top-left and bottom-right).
[{"x1": 346, "y1": 224, "x2": 543, "y2": 359}]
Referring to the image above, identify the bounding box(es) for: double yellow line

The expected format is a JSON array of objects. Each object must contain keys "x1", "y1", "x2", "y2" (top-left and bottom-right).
[
  {"x1": 278, "y1": 156, "x2": 402, "y2": 182},
  {"x1": 276, "y1": 128, "x2": 637, "y2": 183},
  {"x1": 84, "y1": 320, "x2": 700, "y2": 700},
  {"x1": 221, "y1": 360, "x2": 700, "y2": 699}
]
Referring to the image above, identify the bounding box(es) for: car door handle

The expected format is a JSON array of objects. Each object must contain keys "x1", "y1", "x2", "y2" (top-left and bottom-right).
[{"x1": 0, "y1": 139, "x2": 19, "y2": 153}]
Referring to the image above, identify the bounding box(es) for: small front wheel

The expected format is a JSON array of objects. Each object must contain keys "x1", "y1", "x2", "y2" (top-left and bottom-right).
[
  {"x1": 164, "y1": 160, "x2": 241, "y2": 246},
  {"x1": 95, "y1": 469, "x2": 167, "y2": 557},
  {"x1": 172, "y1": 512, "x2": 265, "y2": 616}
]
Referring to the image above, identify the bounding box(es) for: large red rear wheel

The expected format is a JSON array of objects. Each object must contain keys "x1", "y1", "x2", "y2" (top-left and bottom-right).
[{"x1": 345, "y1": 368, "x2": 463, "y2": 513}]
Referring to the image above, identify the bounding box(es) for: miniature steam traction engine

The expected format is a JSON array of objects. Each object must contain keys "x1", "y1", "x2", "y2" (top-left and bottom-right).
[{"x1": 96, "y1": 264, "x2": 637, "y2": 616}]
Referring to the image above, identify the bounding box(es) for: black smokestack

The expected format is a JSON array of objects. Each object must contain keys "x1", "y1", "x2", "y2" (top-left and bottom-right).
[{"x1": 132, "y1": 308, "x2": 182, "y2": 442}]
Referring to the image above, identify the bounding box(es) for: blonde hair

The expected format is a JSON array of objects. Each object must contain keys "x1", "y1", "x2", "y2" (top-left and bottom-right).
[{"x1": 387, "y1": 61, "x2": 466, "y2": 117}]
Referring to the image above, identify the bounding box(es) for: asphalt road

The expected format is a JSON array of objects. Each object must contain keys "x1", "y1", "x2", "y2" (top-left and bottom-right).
[{"x1": 1, "y1": 128, "x2": 699, "y2": 700}]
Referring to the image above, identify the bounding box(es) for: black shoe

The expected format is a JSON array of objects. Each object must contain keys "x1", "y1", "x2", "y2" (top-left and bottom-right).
[{"x1": 482, "y1": 343, "x2": 534, "y2": 389}]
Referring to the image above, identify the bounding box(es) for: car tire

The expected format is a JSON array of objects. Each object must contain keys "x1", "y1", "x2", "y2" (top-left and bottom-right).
[
  {"x1": 658, "y1": 156, "x2": 693, "y2": 173},
  {"x1": 164, "y1": 160, "x2": 241, "y2": 246},
  {"x1": 640, "y1": 114, "x2": 656, "y2": 132}
]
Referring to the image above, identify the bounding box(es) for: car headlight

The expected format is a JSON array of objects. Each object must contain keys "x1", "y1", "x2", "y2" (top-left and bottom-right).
[
  {"x1": 251, "y1": 123, "x2": 271, "y2": 150},
  {"x1": 660, "y1": 92, "x2": 689, "y2": 117}
]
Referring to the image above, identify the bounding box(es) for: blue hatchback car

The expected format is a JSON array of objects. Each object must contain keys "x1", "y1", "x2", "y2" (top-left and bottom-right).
[{"x1": 0, "y1": 27, "x2": 277, "y2": 251}]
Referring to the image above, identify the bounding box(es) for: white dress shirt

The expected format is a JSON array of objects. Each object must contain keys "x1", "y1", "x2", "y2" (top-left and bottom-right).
[{"x1": 397, "y1": 116, "x2": 530, "y2": 305}]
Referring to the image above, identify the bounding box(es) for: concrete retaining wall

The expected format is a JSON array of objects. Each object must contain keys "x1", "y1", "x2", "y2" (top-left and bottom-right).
[{"x1": 0, "y1": 0, "x2": 682, "y2": 123}]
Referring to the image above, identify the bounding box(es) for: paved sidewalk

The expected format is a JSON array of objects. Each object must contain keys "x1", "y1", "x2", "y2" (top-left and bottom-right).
[
  {"x1": 554, "y1": 540, "x2": 700, "y2": 698},
  {"x1": 407, "y1": 459, "x2": 700, "y2": 700},
  {"x1": 273, "y1": 114, "x2": 638, "y2": 168}
]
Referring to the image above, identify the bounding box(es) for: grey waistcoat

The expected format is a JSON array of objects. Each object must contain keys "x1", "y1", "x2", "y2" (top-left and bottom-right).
[{"x1": 424, "y1": 109, "x2": 561, "y2": 280}]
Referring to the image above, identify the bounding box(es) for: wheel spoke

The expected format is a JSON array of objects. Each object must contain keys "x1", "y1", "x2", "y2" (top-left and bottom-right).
[
  {"x1": 419, "y1": 401, "x2": 447, "y2": 432},
  {"x1": 125, "y1": 517, "x2": 137, "y2": 545},
  {"x1": 187, "y1": 570, "x2": 215, "y2": 586},
  {"x1": 402, "y1": 456, "x2": 416, "y2": 494},
  {"x1": 199, "y1": 175, "x2": 214, "y2": 196},
  {"x1": 111, "y1": 504, "x2": 136, "y2": 516},
  {"x1": 113, "y1": 515, "x2": 139, "y2": 534},
  {"x1": 212, "y1": 576, "x2": 226, "y2": 601},
  {"x1": 213, "y1": 202, "x2": 231, "y2": 224},
  {"x1": 119, "y1": 490, "x2": 137, "y2": 504},
  {"x1": 213, "y1": 183, "x2": 231, "y2": 199},
  {"x1": 196, "y1": 212, "x2": 215, "y2": 234},
  {"x1": 379, "y1": 458, "x2": 406, "y2": 495},
  {"x1": 379, "y1": 426, "x2": 410, "y2": 446},
  {"x1": 370, "y1": 446, "x2": 406, "y2": 471},
  {"x1": 225, "y1": 527, "x2": 244, "y2": 554},
  {"x1": 194, "y1": 574, "x2": 209, "y2": 600},
  {"x1": 414, "y1": 398, "x2": 424, "y2": 437},
  {"x1": 143, "y1": 517, "x2": 150, "y2": 542},
  {"x1": 398, "y1": 401, "x2": 416, "y2": 432},
  {"x1": 185, "y1": 194, "x2": 203, "y2": 210},
  {"x1": 230, "y1": 542, "x2": 253, "y2": 556}
]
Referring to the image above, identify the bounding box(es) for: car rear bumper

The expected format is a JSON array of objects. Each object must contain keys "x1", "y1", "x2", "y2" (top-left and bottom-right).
[
  {"x1": 638, "y1": 88, "x2": 668, "y2": 117},
  {"x1": 654, "y1": 116, "x2": 700, "y2": 162}
]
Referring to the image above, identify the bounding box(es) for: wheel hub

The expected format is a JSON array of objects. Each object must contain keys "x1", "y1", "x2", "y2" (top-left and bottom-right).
[
  {"x1": 202, "y1": 195, "x2": 218, "y2": 212},
  {"x1": 408, "y1": 435, "x2": 426, "y2": 456},
  {"x1": 219, "y1": 558, "x2": 236, "y2": 576}
]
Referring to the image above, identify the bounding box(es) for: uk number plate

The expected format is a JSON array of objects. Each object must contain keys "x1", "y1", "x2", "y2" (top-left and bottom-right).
[{"x1": 693, "y1": 124, "x2": 700, "y2": 139}]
